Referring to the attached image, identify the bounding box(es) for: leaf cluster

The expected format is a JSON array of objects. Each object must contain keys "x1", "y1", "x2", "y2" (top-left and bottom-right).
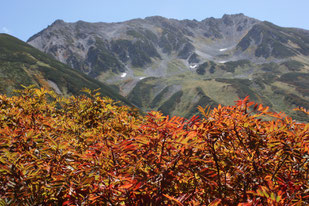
[{"x1": 0, "y1": 88, "x2": 308, "y2": 205}]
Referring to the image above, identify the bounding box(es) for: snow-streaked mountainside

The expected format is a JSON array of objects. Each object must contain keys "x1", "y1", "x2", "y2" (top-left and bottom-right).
[
  {"x1": 28, "y1": 14, "x2": 260, "y2": 76},
  {"x1": 27, "y1": 14, "x2": 309, "y2": 121}
]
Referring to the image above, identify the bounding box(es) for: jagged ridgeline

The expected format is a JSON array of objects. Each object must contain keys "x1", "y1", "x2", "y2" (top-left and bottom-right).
[
  {"x1": 23, "y1": 14, "x2": 309, "y2": 121},
  {"x1": 0, "y1": 33, "x2": 133, "y2": 106}
]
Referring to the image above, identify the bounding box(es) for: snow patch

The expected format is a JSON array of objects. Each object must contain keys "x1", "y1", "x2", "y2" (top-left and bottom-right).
[
  {"x1": 219, "y1": 48, "x2": 228, "y2": 52},
  {"x1": 139, "y1": 77, "x2": 146, "y2": 80},
  {"x1": 120, "y1": 72, "x2": 127, "y2": 78}
]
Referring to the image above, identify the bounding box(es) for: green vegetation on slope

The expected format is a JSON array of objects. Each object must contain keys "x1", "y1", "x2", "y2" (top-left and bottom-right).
[
  {"x1": 219, "y1": 60, "x2": 251, "y2": 73},
  {"x1": 281, "y1": 60, "x2": 304, "y2": 71},
  {"x1": 0, "y1": 34, "x2": 132, "y2": 106},
  {"x1": 237, "y1": 22, "x2": 309, "y2": 59},
  {"x1": 127, "y1": 77, "x2": 158, "y2": 108},
  {"x1": 215, "y1": 78, "x2": 259, "y2": 101},
  {"x1": 158, "y1": 90, "x2": 184, "y2": 115},
  {"x1": 279, "y1": 72, "x2": 309, "y2": 97},
  {"x1": 185, "y1": 87, "x2": 218, "y2": 118}
]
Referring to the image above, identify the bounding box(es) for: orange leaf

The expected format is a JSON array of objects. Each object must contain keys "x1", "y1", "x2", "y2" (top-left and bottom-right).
[
  {"x1": 163, "y1": 194, "x2": 183, "y2": 206},
  {"x1": 118, "y1": 183, "x2": 133, "y2": 190}
]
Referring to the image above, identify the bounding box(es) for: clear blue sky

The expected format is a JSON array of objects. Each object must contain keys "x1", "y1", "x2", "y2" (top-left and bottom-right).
[{"x1": 1, "y1": 0, "x2": 309, "y2": 42}]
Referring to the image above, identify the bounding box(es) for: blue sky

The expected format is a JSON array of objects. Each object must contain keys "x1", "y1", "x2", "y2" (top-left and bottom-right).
[{"x1": 1, "y1": 0, "x2": 309, "y2": 41}]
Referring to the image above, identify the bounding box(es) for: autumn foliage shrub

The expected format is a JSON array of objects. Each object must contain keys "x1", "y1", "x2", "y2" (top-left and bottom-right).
[{"x1": 0, "y1": 87, "x2": 308, "y2": 205}]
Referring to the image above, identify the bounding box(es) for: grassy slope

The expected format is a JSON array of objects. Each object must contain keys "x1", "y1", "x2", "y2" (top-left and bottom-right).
[
  {"x1": 126, "y1": 60, "x2": 309, "y2": 121},
  {"x1": 0, "y1": 34, "x2": 133, "y2": 106}
]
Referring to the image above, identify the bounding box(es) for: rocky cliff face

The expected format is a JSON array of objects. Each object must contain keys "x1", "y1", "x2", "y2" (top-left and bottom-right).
[
  {"x1": 27, "y1": 14, "x2": 309, "y2": 121},
  {"x1": 27, "y1": 14, "x2": 261, "y2": 76}
]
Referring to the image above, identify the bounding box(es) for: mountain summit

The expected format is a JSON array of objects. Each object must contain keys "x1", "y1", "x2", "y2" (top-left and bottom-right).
[{"x1": 27, "y1": 14, "x2": 309, "y2": 120}]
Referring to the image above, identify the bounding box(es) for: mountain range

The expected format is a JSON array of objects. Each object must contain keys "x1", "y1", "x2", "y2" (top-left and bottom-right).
[{"x1": 1, "y1": 13, "x2": 309, "y2": 121}]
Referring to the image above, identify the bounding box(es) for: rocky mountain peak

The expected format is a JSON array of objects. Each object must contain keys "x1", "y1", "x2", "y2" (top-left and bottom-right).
[
  {"x1": 51, "y1": 19, "x2": 66, "y2": 26},
  {"x1": 27, "y1": 14, "x2": 309, "y2": 78},
  {"x1": 75, "y1": 20, "x2": 90, "y2": 25},
  {"x1": 222, "y1": 13, "x2": 245, "y2": 18},
  {"x1": 144, "y1": 16, "x2": 168, "y2": 23},
  {"x1": 202, "y1": 13, "x2": 258, "y2": 26}
]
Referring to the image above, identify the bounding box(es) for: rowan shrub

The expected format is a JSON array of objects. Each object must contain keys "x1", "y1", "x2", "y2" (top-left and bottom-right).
[{"x1": 0, "y1": 87, "x2": 308, "y2": 205}]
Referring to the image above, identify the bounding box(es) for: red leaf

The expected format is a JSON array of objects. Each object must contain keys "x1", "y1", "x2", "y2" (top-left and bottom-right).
[{"x1": 209, "y1": 198, "x2": 222, "y2": 206}]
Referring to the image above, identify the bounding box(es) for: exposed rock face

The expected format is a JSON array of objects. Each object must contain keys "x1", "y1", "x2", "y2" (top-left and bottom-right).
[
  {"x1": 27, "y1": 14, "x2": 309, "y2": 121},
  {"x1": 28, "y1": 14, "x2": 309, "y2": 76},
  {"x1": 27, "y1": 14, "x2": 262, "y2": 76}
]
